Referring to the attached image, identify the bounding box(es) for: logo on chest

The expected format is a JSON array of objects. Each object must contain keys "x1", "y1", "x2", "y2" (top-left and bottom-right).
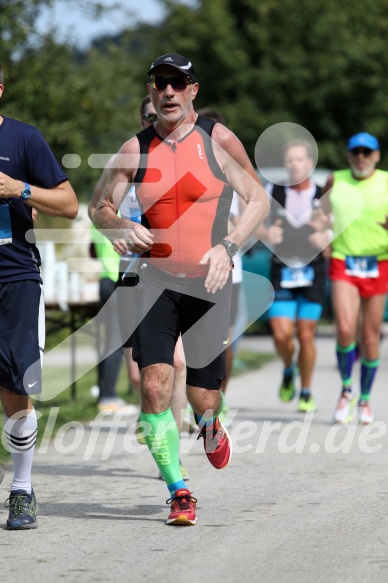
[{"x1": 197, "y1": 143, "x2": 203, "y2": 160}]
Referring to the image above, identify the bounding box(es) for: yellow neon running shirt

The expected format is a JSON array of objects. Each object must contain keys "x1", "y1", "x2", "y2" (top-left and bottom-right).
[{"x1": 330, "y1": 169, "x2": 388, "y2": 260}]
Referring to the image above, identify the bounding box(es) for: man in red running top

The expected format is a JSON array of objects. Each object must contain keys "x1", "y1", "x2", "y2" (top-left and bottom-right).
[{"x1": 94, "y1": 53, "x2": 268, "y2": 525}]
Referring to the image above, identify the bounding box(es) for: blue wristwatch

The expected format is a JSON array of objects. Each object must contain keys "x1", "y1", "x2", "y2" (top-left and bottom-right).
[{"x1": 21, "y1": 182, "x2": 32, "y2": 200}]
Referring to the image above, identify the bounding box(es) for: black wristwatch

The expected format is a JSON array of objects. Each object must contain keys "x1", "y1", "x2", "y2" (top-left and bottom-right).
[
  {"x1": 21, "y1": 182, "x2": 32, "y2": 200},
  {"x1": 219, "y1": 239, "x2": 238, "y2": 259}
]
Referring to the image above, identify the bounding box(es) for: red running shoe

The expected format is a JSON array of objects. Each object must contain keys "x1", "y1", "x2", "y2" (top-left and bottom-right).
[
  {"x1": 197, "y1": 416, "x2": 232, "y2": 469},
  {"x1": 166, "y1": 488, "x2": 197, "y2": 526}
]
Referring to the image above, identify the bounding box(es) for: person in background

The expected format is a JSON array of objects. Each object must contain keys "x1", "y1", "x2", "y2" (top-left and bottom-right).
[
  {"x1": 0, "y1": 63, "x2": 78, "y2": 529},
  {"x1": 258, "y1": 140, "x2": 329, "y2": 412},
  {"x1": 323, "y1": 132, "x2": 388, "y2": 424},
  {"x1": 88, "y1": 222, "x2": 138, "y2": 416}
]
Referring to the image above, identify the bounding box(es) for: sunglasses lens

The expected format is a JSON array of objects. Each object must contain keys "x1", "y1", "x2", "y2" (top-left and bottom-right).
[
  {"x1": 143, "y1": 113, "x2": 157, "y2": 123},
  {"x1": 172, "y1": 78, "x2": 189, "y2": 90},
  {"x1": 152, "y1": 76, "x2": 189, "y2": 91},
  {"x1": 351, "y1": 148, "x2": 373, "y2": 156}
]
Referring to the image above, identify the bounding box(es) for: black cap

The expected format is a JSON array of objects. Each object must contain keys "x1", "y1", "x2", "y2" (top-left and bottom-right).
[{"x1": 147, "y1": 53, "x2": 196, "y2": 82}]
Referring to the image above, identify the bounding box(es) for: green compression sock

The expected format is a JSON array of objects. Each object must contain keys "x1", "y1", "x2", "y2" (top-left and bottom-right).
[{"x1": 139, "y1": 408, "x2": 185, "y2": 495}]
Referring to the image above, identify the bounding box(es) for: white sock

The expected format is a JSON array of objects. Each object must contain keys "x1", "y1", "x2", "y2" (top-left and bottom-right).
[{"x1": 4, "y1": 408, "x2": 38, "y2": 494}]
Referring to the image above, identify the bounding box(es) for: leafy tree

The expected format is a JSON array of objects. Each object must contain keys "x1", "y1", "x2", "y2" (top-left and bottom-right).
[
  {"x1": 1, "y1": 1, "x2": 143, "y2": 200},
  {"x1": 3, "y1": 0, "x2": 388, "y2": 200},
  {"x1": 142, "y1": 0, "x2": 388, "y2": 170}
]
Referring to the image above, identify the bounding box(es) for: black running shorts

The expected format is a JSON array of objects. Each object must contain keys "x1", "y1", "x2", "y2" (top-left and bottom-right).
[
  {"x1": 116, "y1": 259, "x2": 138, "y2": 349},
  {"x1": 270, "y1": 257, "x2": 327, "y2": 305},
  {"x1": 132, "y1": 263, "x2": 232, "y2": 390},
  {"x1": 0, "y1": 280, "x2": 44, "y2": 395}
]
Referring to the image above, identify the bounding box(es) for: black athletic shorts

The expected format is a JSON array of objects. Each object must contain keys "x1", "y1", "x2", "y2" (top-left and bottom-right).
[
  {"x1": 270, "y1": 257, "x2": 327, "y2": 305},
  {"x1": 132, "y1": 263, "x2": 232, "y2": 390},
  {"x1": 0, "y1": 280, "x2": 45, "y2": 396},
  {"x1": 116, "y1": 257, "x2": 138, "y2": 349}
]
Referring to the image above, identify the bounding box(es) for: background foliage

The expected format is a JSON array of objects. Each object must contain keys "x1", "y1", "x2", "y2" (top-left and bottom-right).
[{"x1": 2, "y1": 0, "x2": 388, "y2": 200}]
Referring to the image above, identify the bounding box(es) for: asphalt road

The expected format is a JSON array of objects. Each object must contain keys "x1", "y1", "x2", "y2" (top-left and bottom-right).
[{"x1": 2, "y1": 331, "x2": 388, "y2": 583}]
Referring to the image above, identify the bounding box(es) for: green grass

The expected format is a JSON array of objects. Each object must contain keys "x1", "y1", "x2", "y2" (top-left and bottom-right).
[
  {"x1": 0, "y1": 348, "x2": 273, "y2": 464},
  {"x1": 231, "y1": 349, "x2": 274, "y2": 375}
]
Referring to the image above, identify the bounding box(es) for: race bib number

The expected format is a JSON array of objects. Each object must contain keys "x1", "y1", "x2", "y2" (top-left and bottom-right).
[
  {"x1": 345, "y1": 256, "x2": 379, "y2": 278},
  {"x1": 0, "y1": 203, "x2": 12, "y2": 245},
  {"x1": 280, "y1": 265, "x2": 314, "y2": 288}
]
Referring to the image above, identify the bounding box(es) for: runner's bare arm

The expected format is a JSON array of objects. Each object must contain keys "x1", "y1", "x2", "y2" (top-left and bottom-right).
[
  {"x1": 88, "y1": 156, "x2": 129, "y2": 255},
  {"x1": 322, "y1": 173, "x2": 334, "y2": 217},
  {"x1": 0, "y1": 172, "x2": 77, "y2": 219},
  {"x1": 199, "y1": 124, "x2": 269, "y2": 294},
  {"x1": 88, "y1": 156, "x2": 115, "y2": 221},
  {"x1": 307, "y1": 173, "x2": 334, "y2": 252},
  {"x1": 93, "y1": 137, "x2": 153, "y2": 251},
  {"x1": 377, "y1": 216, "x2": 388, "y2": 230},
  {"x1": 211, "y1": 124, "x2": 269, "y2": 248}
]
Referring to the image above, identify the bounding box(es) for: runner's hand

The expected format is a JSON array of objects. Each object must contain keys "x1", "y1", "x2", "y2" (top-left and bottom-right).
[
  {"x1": 308, "y1": 208, "x2": 330, "y2": 232},
  {"x1": 112, "y1": 239, "x2": 129, "y2": 255},
  {"x1": 124, "y1": 223, "x2": 153, "y2": 253},
  {"x1": 267, "y1": 219, "x2": 284, "y2": 244},
  {"x1": 308, "y1": 230, "x2": 332, "y2": 251},
  {"x1": 0, "y1": 172, "x2": 22, "y2": 198},
  {"x1": 200, "y1": 245, "x2": 232, "y2": 294}
]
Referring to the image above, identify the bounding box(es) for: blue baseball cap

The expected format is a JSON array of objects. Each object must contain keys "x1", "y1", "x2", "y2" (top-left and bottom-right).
[{"x1": 347, "y1": 132, "x2": 380, "y2": 151}]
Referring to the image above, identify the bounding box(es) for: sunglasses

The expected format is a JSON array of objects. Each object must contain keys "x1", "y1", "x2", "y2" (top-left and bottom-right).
[
  {"x1": 150, "y1": 75, "x2": 191, "y2": 91},
  {"x1": 350, "y1": 147, "x2": 373, "y2": 157},
  {"x1": 142, "y1": 113, "x2": 157, "y2": 123}
]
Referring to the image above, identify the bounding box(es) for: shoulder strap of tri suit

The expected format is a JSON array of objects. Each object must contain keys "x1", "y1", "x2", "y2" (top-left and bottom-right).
[
  {"x1": 135, "y1": 124, "x2": 156, "y2": 152},
  {"x1": 134, "y1": 125, "x2": 157, "y2": 185},
  {"x1": 195, "y1": 114, "x2": 216, "y2": 136},
  {"x1": 195, "y1": 114, "x2": 226, "y2": 182}
]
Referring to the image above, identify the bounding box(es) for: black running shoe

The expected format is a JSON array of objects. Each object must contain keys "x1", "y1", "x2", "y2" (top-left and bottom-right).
[{"x1": 5, "y1": 489, "x2": 38, "y2": 530}]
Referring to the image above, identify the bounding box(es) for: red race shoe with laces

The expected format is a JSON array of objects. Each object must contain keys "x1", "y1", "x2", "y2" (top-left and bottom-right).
[
  {"x1": 166, "y1": 488, "x2": 197, "y2": 526},
  {"x1": 196, "y1": 416, "x2": 232, "y2": 470}
]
